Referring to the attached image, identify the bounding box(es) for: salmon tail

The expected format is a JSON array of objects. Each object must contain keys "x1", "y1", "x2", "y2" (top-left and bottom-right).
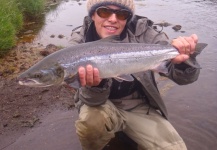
[
  {"x1": 185, "y1": 43, "x2": 208, "y2": 68},
  {"x1": 192, "y1": 43, "x2": 208, "y2": 57}
]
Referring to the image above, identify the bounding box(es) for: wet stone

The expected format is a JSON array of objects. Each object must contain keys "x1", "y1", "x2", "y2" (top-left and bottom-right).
[
  {"x1": 4, "y1": 69, "x2": 15, "y2": 75},
  {"x1": 13, "y1": 113, "x2": 21, "y2": 118},
  {"x1": 24, "y1": 30, "x2": 34, "y2": 34},
  {"x1": 21, "y1": 117, "x2": 40, "y2": 128},
  {"x1": 19, "y1": 65, "x2": 27, "y2": 70},
  {"x1": 58, "y1": 34, "x2": 64, "y2": 39},
  {"x1": 50, "y1": 34, "x2": 55, "y2": 38},
  {"x1": 154, "y1": 21, "x2": 172, "y2": 27},
  {"x1": 3, "y1": 123, "x2": 8, "y2": 128},
  {"x1": 172, "y1": 25, "x2": 182, "y2": 31},
  {"x1": 40, "y1": 50, "x2": 51, "y2": 56}
]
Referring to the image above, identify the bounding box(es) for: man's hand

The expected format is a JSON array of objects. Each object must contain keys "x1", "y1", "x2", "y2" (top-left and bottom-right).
[
  {"x1": 78, "y1": 64, "x2": 101, "y2": 87},
  {"x1": 171, "y1": 34, "x2": 198, "y2": 64}
]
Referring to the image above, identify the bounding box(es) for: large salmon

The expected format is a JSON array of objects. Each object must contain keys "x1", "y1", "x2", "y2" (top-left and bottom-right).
[{"x1": 17, "y1": 37, "x2": 207, "y2": 88}]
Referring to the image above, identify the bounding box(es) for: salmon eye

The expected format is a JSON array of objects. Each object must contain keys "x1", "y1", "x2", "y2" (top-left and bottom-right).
[{"x1": 34, "y1": 73, "x2": 42, "y2": 78}]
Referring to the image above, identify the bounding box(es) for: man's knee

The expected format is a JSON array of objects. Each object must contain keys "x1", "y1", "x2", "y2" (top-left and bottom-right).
[
  {"x1": 75, "y1": 106, "x2": 115, "y2": 150},
  {"x1": 75, "y1": 106, "x2": 111, "y2": 138}
]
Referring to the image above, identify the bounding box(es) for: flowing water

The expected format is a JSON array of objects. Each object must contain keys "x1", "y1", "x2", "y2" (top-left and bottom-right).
[{"x1": 20, "y1": 0, "x2": 217, "y2": 149}]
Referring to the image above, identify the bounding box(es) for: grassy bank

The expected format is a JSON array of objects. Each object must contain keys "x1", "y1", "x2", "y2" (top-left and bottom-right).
[
  {"x1": 19, "y1": 0, "x2": 45, "y2": 19},
  {"x1": 0, "y1": 0, "x2": 23, "y2": 53},
  {"x1": 0, "y1": 0, "x2": 46, "y2": 56}
]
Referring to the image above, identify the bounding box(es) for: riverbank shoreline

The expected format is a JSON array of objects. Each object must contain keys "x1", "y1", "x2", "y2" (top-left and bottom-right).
[{"x1": 0, "y1": 42, "x2": 75, "y2": 149}]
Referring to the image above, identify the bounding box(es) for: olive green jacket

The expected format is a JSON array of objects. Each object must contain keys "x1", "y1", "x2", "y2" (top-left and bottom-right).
[{"x1": 71, "y1": 15, "x2": 200, "y2": 119}]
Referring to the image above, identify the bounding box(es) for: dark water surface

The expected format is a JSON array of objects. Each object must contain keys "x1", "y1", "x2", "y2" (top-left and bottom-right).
[{"x1": 22, "y1": 0, "x2": 217, "y2": 149}]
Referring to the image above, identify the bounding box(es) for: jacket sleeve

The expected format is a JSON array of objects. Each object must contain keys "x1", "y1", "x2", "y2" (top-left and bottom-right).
[
  {"x1": 160, "y1": 57, "x2": 200, "y2": 85},
  {"x1": 75, "y1": 79, "x2": 112, "y2": 107}
]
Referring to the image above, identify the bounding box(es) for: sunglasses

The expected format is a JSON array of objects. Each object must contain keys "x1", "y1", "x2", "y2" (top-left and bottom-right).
[{"x1": 96, "y1": 7, "x2": 132, "y2": 20}]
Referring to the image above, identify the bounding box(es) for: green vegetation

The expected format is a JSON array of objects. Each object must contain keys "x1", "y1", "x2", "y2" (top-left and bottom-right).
[
  {"x1": 0, "y1": 0, "x2": 47, "y2": 56},
  {"x1": 0, "y1": 0, "x2": 23, "y2": 54},
  {"x1": 18, "y1": 0, "x2": 45, "y2": 19}
]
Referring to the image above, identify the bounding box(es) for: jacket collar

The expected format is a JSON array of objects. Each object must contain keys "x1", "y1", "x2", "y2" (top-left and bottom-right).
[{"x1": 127, "y1": 15, "x2": 154, "y2": 36}]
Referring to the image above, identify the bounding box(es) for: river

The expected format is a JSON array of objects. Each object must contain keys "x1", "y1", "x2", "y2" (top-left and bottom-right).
[{"x1": 21, "y1": 0, "x2": 217, "y2": 149}]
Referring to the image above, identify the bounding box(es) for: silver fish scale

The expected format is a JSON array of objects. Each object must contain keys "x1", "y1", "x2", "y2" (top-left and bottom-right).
[
  {"x1": 56, "y1": 42, "x2": 175, "y2": 58},
  {"x1": 51, "y1": 42, "x2": 179, "y2": 78},
  {"x1": 88, "y1": 49, "x2": 178, "y2": 78}
]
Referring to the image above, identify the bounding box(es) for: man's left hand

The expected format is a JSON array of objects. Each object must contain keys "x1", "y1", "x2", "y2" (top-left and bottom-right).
[{"x1": 171, "y1": 34, "x2": 198, "y2": 64}]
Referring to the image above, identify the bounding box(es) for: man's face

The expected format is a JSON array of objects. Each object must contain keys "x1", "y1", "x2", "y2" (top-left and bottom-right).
[{"x1": 91, "y1": 5, "x2": 127, "y2": 38}]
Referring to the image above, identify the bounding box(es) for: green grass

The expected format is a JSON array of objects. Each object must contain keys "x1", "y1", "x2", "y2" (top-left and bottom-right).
[
  {"x1": 0, "y1": 17, "x2": 16, "y2": 50},
  {"x1": 18, "y1": 0, "x2": 46, "y2": 19},
  {"x1": 0, "y1": 0, "x2": 23, "y2": 55},
  {"x1": 0, "y1": 0, "x2": 47, "y2": 56}
]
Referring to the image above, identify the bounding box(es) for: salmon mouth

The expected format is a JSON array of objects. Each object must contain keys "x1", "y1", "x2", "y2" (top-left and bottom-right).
[{"x1": 18, "y1": 79, "x2": 50, "y2": 87}]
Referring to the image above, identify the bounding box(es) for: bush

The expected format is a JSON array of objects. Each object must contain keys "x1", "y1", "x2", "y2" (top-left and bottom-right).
[{"x1": 0, "y1": 0, "x2": 23, "y2": 55}]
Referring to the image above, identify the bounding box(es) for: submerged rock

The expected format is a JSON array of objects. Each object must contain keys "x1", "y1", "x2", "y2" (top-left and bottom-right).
[
  {"x1": 50, "y1": 34, "x2": 55, "y2": 38},
  {"x1": 58, "y1": 34, "x2": 64, "y2": 39},
  {"x1": 154, "y1": 21, "x2": 172, "y2": 27},
  {"x1": 24, "y1": 30, "x2": 34, "y2": 34},
  {"x1": 40, "y1": 44, "x2": 60, "y2": 56},
  {"x1": 172, "y1": 25, "x2": 182, "y2": 31}
]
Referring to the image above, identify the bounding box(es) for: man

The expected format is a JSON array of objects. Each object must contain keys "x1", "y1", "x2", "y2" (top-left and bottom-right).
[{"x1": 70, "y1": 0, "x2": 199, "y2": 149}]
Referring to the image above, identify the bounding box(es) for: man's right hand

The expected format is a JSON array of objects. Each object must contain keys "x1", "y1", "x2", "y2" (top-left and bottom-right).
[
  {"x1": 78, "y1": 64, "x2": 102, "y2": 87},
  {"x1": 171, "y1": 34, "x2": 198, "y2": 64}
]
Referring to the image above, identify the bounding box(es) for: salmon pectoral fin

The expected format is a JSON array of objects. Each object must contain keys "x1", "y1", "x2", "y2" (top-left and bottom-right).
[
  {"x1": 64, "y1": 73, "x2": 81, "y2": 89},
  {"x1": 113, "y1": 74, "x2": 134, "y2": 82}
]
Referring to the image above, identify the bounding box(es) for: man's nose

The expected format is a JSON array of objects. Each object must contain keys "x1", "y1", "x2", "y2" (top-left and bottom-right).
[{"x1": 107, "y1": 13, "x2": 118, "y2": 22}]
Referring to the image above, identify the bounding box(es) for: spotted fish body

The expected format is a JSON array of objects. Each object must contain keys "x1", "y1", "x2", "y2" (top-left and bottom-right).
[{"x1": 17, "y1": 38, "x2": 207, "y2": 88}]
